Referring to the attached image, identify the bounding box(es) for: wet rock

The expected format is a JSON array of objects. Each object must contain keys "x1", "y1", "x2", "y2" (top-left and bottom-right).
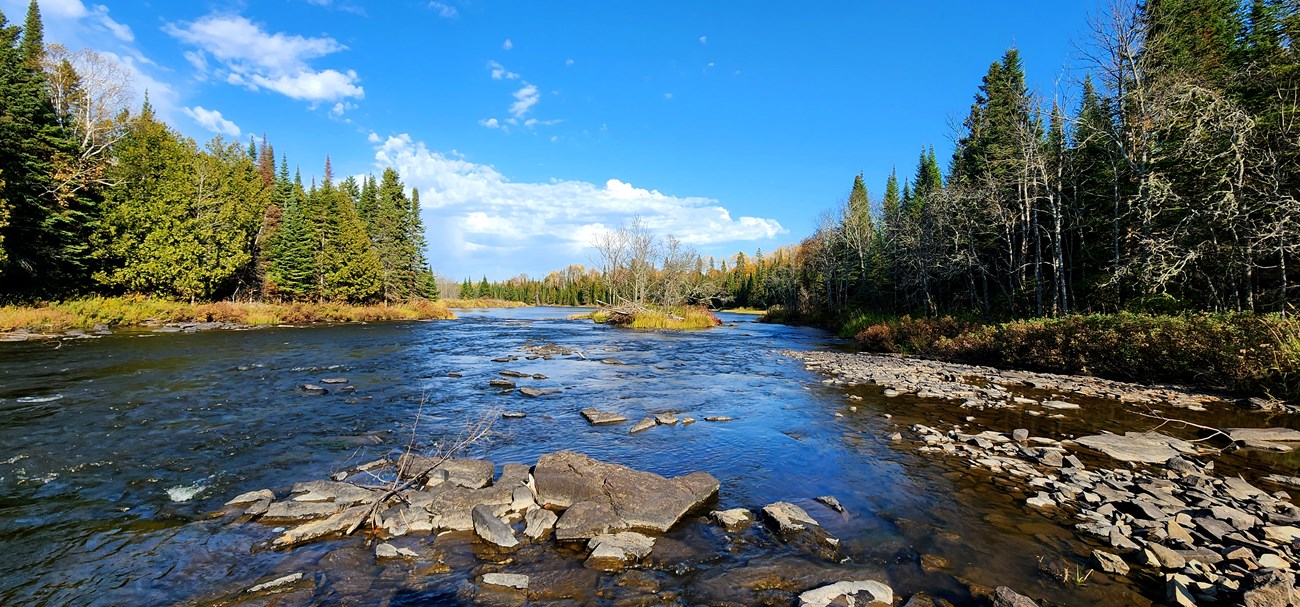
[
  {"x1": 490, "y1": 357, "x2": 512, "y2": 363},
  {"x1": 762, "y1": 501, "x2": 820, "y2": 534},
  {"x1": 273, "y1": 504, "x2": 369, "y2": 547},
  {"x1": 226, "y1": 488, "x2": 276, "y2": 506},
  {"x1": 519, "y1": 387, "x2": 559, "y2": 397},
  {"x1": 524, "y1": 508, "x2": 557, "y2": 540},
  {"x1": 1041, "y1": 400, "x2": 1081, "y2": 410},
  {"x1": 993, "y1": 586, "x2": 1040, "y2": 607},
  {"x1": 815, "y1": 495, "x2": 846, "y2": 514},
  {"x1": 481, "y1": 572, "x2": 529, "y2": 590},
  {"x1": 262, "y1": 500, "x2": 342, "y2": 522},
  {"x1": 502, "y1": 411, "x2": 526, "y2": 418},
  {"x1": 682, "y1": 416, "x2": 696, "y2": 425},
  {"x1": 499, "y1": 370, "x2": 531, "y2": 378},
  {"x1": 654, "y1": 413, "x2": 679, "y2": 426},
  {"x1": 488, "y1": 378, "x2": 516, "y2": 388},
  {"x1": 762, "y1": 501, "x2": 839, "y2": 559},
  {"x1": 1074, "y1": 431, "x2": 1196, "y2": 464},
  {"x1": 534, "y1": 451, "x2": 719, "y2": 534},
  {"x1": 472, "y1": 504, "x2": 519, "y2": 549},
  {"x1": 629, "y1": 417, "x2": 657, "y2": 433},
  {"x1": 447, "y1": 371, "x2": 463, "y2": 377},
  {"x1": 375, "y1": 542, "x2": 418, "y2": 559},
  {"x1": 242, "y1": 572, "x2": 308, "y2": 595},
  {"x1": 704, "y1": 416, "x2": 732, "y2": 422},
  {"x1": 320, "y1": 377, "x2": 348, "y2": 384},
  {"x1": 555, "y1": 500, "x2": 622, "y2": 540},
  {"x1": 586, "y1": 532, "x2": 655, "y2": 569},
  {"x1": 299, "y1": 384, "x2": 329, "y2": 395},
  {"x1": 290, "y1": 480, "x2": 377, "y2": 506},
  {"x1": 711, "y1": 508, "x2": 754, "y2": 531},
  {"x1": 581, "y1": 408, "x2": 628, "y2": 425},
  {"x1": 601, "y1": 358, "x2": 626, "y2": 365},
  {"x1": 920, "y1": 554, "x2": 948, "y2": 573},
  {"x1": 1093, "y1": 550, "x2": 1129, "y2": 575},
  {"x1": 798, "y1": 580, "x2": 893, "y2": 607},
  {"x1": 397, "y1": 455, "x2": 494, "y2": 489}
]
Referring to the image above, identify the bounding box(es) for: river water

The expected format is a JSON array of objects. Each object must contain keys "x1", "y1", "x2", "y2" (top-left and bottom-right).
[{"x1": 0, "y1": 307, "x2": 1237, "y2": 606}]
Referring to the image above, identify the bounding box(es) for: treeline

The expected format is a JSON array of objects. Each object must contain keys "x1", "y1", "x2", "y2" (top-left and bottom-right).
[
  {"x1": 0, "y1": 2, "x2": 435, "y2": 304},
  {"x1": 784, "y1": 0, "x2": 1300, "y2": 319}
]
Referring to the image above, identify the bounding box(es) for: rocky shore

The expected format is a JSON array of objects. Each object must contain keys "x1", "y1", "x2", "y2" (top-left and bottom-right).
[{"x1": 789, "y1": 349, "x2": 1300, "y2": 606}]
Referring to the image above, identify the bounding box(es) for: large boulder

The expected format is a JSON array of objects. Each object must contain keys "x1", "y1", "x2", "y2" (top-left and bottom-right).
[{"x1": 534, "y1": 451, "x2": 719, "y2": 534}]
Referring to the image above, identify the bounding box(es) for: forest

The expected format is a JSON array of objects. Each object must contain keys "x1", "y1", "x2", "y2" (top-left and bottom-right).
[
  {"x1": 0, "y1": 2, "x2": 436, "y2": 305},
  {"x1": 484, "y1": 0, "x2": 1299, "y2": 324}
]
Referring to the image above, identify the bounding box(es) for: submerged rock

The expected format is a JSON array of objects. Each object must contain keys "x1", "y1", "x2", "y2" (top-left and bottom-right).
[
  {"x1": 586, "y1": 531, "x2": 655, "y2": 570},
  {"x1": 711, "y1": 508, "x2": 754, "y2": 531},
  {"x1": 629, "y1": 417, "x2": 657, "y2": 433},
  {"x1": 798, "y1": 580, "x2": 892, "y2": 607},
  {"x1": 993, "y1": 586, "x2": 1040, "y2": 607},
  {"x1": 481, "y1": 572, "x2": 529, "y2": 590},
  {"x1": 581, "y1": 408, "x2": 628, "y2": 425},
  {"x1": 762, "y1": 501, "x2": 839, "y2": 560}
]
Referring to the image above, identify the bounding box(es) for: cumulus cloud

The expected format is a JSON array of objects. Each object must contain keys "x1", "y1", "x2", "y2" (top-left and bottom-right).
[
  {"x1": 479, "y1": 117, "x2": 501, "y2": 129},
  {"x1": 25, "y1": 0, "x2": 133, "y2": 42},
  {"x1": 370, "y1": 133, "x2": 785, "y2": 277},
  {"x1": 509, "y1": 83, "x2": 539, "y2": 119},
  {"x1": 428, "y1": 1, "x2": 457, "y2": 17},
  {"x1": 502, "y1": 38, "x2": 513, "y2": 50},
  {"x1": 565, "y1": 58, "x2": 574, "y2": 66},
  {"x1": 699, "y1": 35, "x2": 707, "y2": 44},
  {"x1": 487, "y1": 60, "x2": 518, "y2": 81},
  {"x1": 184, "y1": 106, "x2": 241, "y2": 137},
  {"x1": 164, "y1": 14, "x2": 363, "y2": 103}
]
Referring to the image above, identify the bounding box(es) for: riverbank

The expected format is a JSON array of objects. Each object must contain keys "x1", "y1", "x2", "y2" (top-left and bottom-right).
[
  {"x1": 780, "y1": 310, "x2": 1300, "y2": 403},
  {"x1": 441, "y1": 298, "x2": 529, "y2": 309},
  {"x1": 787, "y1": 348, "x2": 1300, "y2": 606},
  {"x1": 0, "y1": 296, "x2": 455, "y2": 336}
]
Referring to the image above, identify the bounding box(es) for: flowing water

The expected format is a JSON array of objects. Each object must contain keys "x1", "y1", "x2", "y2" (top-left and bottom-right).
[{"x1": 0, "y1": 308, "x2": 1289, "y2": 606}]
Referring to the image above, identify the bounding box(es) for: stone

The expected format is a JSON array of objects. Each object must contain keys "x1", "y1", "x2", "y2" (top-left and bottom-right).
[
  {"x1": 397, "y1": 455, "x2": 494, "y2": 489},
  {"x1": 524, "y1": 508, "x2": 558, "y2": 540},
  {"x1": 815, "y1": 495, "x2": 846, "y2": 513},
  {"x1": 1148, "y1": 543, "x2": 1187, "y2": 569},
  {"x1": 555, "y1": 500, "x2": 623, "y2": 540},
  {"x1": 502, "y1": 411, "x2": 526, "y2": 418},
  {"x1": 472, "y1": 504, "x2": 519, "y2": 549},
  {"x1": 375, "y1": 542, "x2": 417, "y2": 559},
  {"x1": 518, "y1": 387, "x2": 559, "y2": 397},
  {"x1": 629, "y1": 417, "x2": 657, "y2": 433},
  {"x1": 481, "y1": 573, "x2": 530, "y2": 590},
  {"x1": 299, "y1": 384, "x2": 328, "y2": 395},
  {"x1": 290, "y1": 480, "x2": 377, "y2": 506},
  {"x1": 1041, "y1": 400, "x2": 1081, "y2": 410},
  {"x1": 1012, "y1": 429, "x2": 1029, "y2": 442},
  {"x1": 273, "y1": 505, "x2": 369, "y2": 547},
  {"x1": 1262, "y1": 525, "x2": 1300, "y2": 544},
  {"x1": 1224, "y1": 476, "x2": 1269, "y2": 501},
  {"x1": 704, "y1": 416, "x2": 733, "y2": 422},
  {"x1": 226, "y1": 489, "x2": 275, "y2": 506},
  {"x1": 586, "y1": 532, "x2": 655, "y2": 569},
  {"x1": 798, "y1": 580, "x2": 893, "y2": 607},
  {"x1": 261, "y1": 500, "x2": 341, "y2": 522},
  {"x1": 992, "y1": 586, "x2": 1040, "y2": 607},
  {"x1": 534, "y1": 451, "x2": 719, "y2": 533},
  {"x1": 654, "y1": 412, "x2": 679, "y2": 425},
  {"x1": 1243, "y1": 569, "x2": 1295, "y2": 607},
  {"x1": 243, "y1": 573, "x2": 306, "y2": 595},
  {"x1": 1227, "y1": 427, "x2": 1300, "y2": 443},
  {"x1": 1093, "y1": 550, "x2": 1129, "y2": 575},
  {"x1": 762, "y1": 501, "x2": 820, "y2": 533},
  {"x1": 1196, "y1": 517, "x2": 1237, "y2": 541},
  {"x1": 489, "y1": 378, "x2": 516, "y2": 388},
  {"x1": 712, "y1": 508, "x2": 755, "y2": 531},
  {"x1": 320, "y1": 377, "x2": 348, "y2": 384},
  {"x1": 1026, "y1": 493, "x2": 1055, "y2": 509},
  {"x1": 1074, "y1": 432, "x2": 1196, "y2": 464},
  {"x1": 1167, "y1": 520, "x2": 1195, "y2": 545},
  {"x1": 581, "y1": 408, "x2": 628, "y2": 425},
  {"x1": 1167, "y1": 574, "x2": 1196, "y2": 607},
  {"x1": 1258, "y1": 553, "x2": 1289, "y2": 569},
  {"x1": 499, "y1": 370, "x2": 530, "y2": 378},
  {"x1": 510, "y1": 485, "x2": 536, "y2": 513}
]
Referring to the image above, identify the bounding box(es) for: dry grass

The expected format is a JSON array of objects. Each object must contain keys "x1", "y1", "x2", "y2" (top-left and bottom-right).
[
  {"x1": 0, "y1": 296, "x2": 455, "y2": 332},
  {"x1": 441, "y1": 298, "x2": 529, "y2": 309},
  {"x1": 574, "y1": 306, "x2": 722, "y2": 330}
]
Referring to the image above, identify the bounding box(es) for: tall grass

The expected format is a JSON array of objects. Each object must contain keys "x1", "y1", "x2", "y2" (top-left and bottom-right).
[
  {"x1": 440, "y1": 298, "x2": 529, "y2": 309},
  {"x1": 573, "y1": 306, "x2": 722, "y2": 330},
  {"x1": 0, "y1": 296, "x2": 455, "y2": 332}
]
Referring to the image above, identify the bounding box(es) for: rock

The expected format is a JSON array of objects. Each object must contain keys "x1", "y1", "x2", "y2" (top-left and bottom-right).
[
  {"x1": 815, "y1": 495, "x2": 846, "y2": 513},
  {"x1": 1041, "y1": 400, "x2": 1081, "y2": 410},
  {"x1": 555, "y1": 500, "x2": 623, "y2": 540},
  {"x1": 1259, "y1": 553, "x2": 1289, "y2": 569},
  {"x1": 762, "y1": 501, "x2": 820, "y2": 533},
  {"x1": 762, "y1": 501, "x2": 839, "y2": 559},
  {"x1": 1012, "y1": 429, "x2": 1029, "y2": 442},
  {"x1": 600, "y1": 358, "x2": 625, "y2": 365},
  {"x1": 502, "y1": 411, "x2": 526, "y2": 418},
  {"x1": 682, "y1": 417, "x2": 696, "y2": 425},
  {"x1": 1074, "y1": 432, "x2": 1196, "y2": 464},
  {"x1": 481, "y1": 573, "x2": 530, "y2": 590},
  {"x1": 375, "y1": 542, "x2": 418, "y2": 559},
  {"x1": 1026, "y1": 493, "x2": 1055, "y2": 509},
  {"x1": 226, "y1": 488, "x2": 275, "y2": 506},
  {"x1": 447, "y1": 371, "x2": 463, "y2": 377},
  {"x1": 712, "y1": 508, "x2": 755, "y2": 531},
  {"x1": 471, "y1": 504, "x2": 519, "y2": 549},
  {"x1": 524, "y1": 508, "x2": 558, "y2": 540},
  {"x1": 519, "y1": 387, "x2": 559, "y2": 397},
  {"x1": 320, "y1": 377, "x2": 348, "y2": 384},
  {"x1": 1243, "y1": 569, "x2": 1296, "y2": 607},
  {"x1": 798, "y1": 580, "x2": 893, "y2": 607},
  {"x1": 397, "y1": 455, "x2": 494, "y2": 489},
  {"x1": 581, "y1": 408, "x2": 628, "y2": 425},
  {"x1": 536, "y1": 452, "x2": 720, "y2": 534},
  {"x1": 1262, "y1": 525, "x2": 1300, "y2": 544},
  {"x1": 243, "y1": 573, "x2": 307, "y2": 595},
  {"x1": 629, "y1": 417, "x2": 657, "y2": 433},
  {"x1": 704, "y1": 416, "x2": 733, "y2": 422},
  {"x1": 1166, "y1": 520, "x2": 1195, "y2": 545},
  {"x1": 1224, "y1": 476, "x2": 1269, "y2": 501},
  {"x1": 489, "y1": 378, "x2": 516, "y2": 388},
  {"x1": 1167, "y1": 574, "x2": 1197, "y2": 607},
  {"x1": 290, "y1": 480, "x2": 377, "y2": 506},
  {"x1": 1147, "y1": 543, "x2": 1187, "y2": 569},
  {"x1": 1166, "y1": 456, "x2": 1200, "y2": 475},
  {"x1": 1093, "y1": 550, "x2": 1129, "y2": 575},
  {"x1": 261, "y1": 500, "x2": 341, "y2": 522},
  {"x1": 586, "y1": 532, "x2": 655, "y2": 569},
  {"x1": 273, "y1": 504, "x2": 369, "y2": 547},
  {"x1": 654, "y1": 412, "x2": 679, "y2": 425},
  {"x1": 1227, "y1": 427, "x2": 1300, "y2": 443},
  {"x1": 992, "y1": 586, "x2": 1040, "y2": 607},
  {"x1": 889, "y1": 432, "x2": 903, "y2": 442},
  {"x1": 499, "y1": 370, "x2": 531, "y2": 378},
  {"x1": 299, "y1": 384, "x2": 328, "y2": 395},
  {"x1": 490, "y1": 357, "x2": 512, "y2": 363}
]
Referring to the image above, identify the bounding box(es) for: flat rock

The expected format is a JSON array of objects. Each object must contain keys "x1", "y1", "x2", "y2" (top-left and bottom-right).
[
  {"x1": 273, "y1": 504, "x2": 369, "y2": 547},
  {"x1": 499, "y1": 370, "x2": 531, "y2": 378},
  {"x1": 488, "y1": 378, "x2": 516, "y2": 388},
  {"x1": 1262, "y1": 525, "x2": 1300, "y2": 544},
  {"x1": 1074, "y1": 432, "x2": 1196, "y2": 464},
  {"x1": 299, "y1": 384, "x2": 328, "y2": 395},
  {"x1": 654, "y1": 412, "x2": 679, "y2": 425},
  {"x1": 629, "y1": 417, "x2": 657, "y2": 433},
  {"x1": 581, "y1": 408, "x2": 628, "y2": 425},
  {"x1": 1243, "y1": 569, "x2": 1296, "y2": 607},
  {"x1": 1226, "y1": 428, "x2": 1300, "y2": 443},
  {"x1": 519, "y1": 387, "x2": 559, "y2": 397},
  {"x1": 586, "y1": 532, "x2": 655, "y2": 569},
  {"x1": 397, "y1": 455, "x2": 494, "y2": 489},
  {"x1": 815, "y1": 495, "x2": 846, "y2": 513},
  {"x1": 320, "y1": 377, "x2": 348, "y2": 384},
  {"x1": 1041, "y1": 400, "x2": 1081, "y2": 410},
  {"x1": 1093, "y1": 550, "x2": 1129, "y2": 575},
  {"x1": 226, "y1": 489, "x2": 275, "y2": 506},
  {"x1": 798, "y1": 580, "x2": 893, "y2": 607},
  {"x1": 704, "y1": 416, "x2": 733, "y2": 422},
  {"x1": 534, "y1": 451, "x2": 719, "y2": 534},
  {"x1": 993, "y1": 586, "x2": 1041, "y2": 607},
  {"x1": 290, "y1": 480, "x2": 377, "y2": 506},
  {"x1": 762, "y1": 501, "x2": 821, "y2": 533},
  {"x1": 555, "y1": 500, "x2": 623, "y2": 540},
  {"x1": 472, "y1": 504, "x2": 519, "y2": 549},
  {"x1": 261, "y1": 500, "x2": 341, "y2": 522},
  {"x1": 243, "y1": 573, "x2": 306, "y2": 595},
  {"x1": 711, "y1": 508, "x2": 755, "y2": 531},
  {"x1": 502, "y1": 411, "x2": 526, "y2": 418},
  {"x1": 481, "y1": 573, "x2": 529, "y2": 590},
  {"x1": 524, "y1": 507, "x2": 558, "y2": 540}
]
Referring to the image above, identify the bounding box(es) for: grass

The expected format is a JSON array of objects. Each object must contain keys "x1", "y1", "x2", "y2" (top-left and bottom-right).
[
  {"x1": 440, "y1": 298, "x2": 529, "y2": 309},
  {"x1": 720, "y1": 307, "x2": 767, "y2": 315},
  {"x1": 572, "y1": 305, "x2": 723, "y2": 330},
  {"x1": 844, "y1": 311, "x2": 1300, "y2": 401},
  {"x1": 0, "y1": 296, "x2": 455, "y2": 333}
]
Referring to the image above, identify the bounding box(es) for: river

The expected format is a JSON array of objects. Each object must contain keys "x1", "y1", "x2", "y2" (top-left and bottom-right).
[{"x1": 1, "y1": 307, "x2": 1251, "y2": 605}]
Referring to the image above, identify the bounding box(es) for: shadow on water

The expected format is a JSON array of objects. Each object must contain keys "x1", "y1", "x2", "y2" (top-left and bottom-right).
[{"x1": 0, "y1": 307, "x2": 1275, "y2": 606}]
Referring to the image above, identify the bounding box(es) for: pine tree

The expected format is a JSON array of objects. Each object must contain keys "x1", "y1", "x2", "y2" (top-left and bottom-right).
[{"x1": 18, "y1": 0, "x2": 40, "y2": 65}]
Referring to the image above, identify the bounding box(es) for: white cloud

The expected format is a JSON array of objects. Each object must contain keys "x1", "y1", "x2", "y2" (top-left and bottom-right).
[
  {"x1": 509, "y1": 83, "x2": 539, "y2": 119},
  {"x1": 565, "y1": 58, "x2": 574, "y2": 66},
  {"x1": 370, "y1": 133, "x2": 785, "y2": 277},
  {"x1": 502, "y1": 38, "x2": 513, "y2": 50},
  {"x1": 479, "y1": 117, "x2": 501, "y2": 129},
  {"x1": 699, "y1": 35, "x2": 707, "y2": 44},
  {"x1": 663, "y1": 92, "x2": 673, "y2": 100},
  {"x1": 89, "y1": 4, "x2": 132, "y2": 41},
  {"x1": 428, "y1": 1, "x2": 457, "y2": 17},
  {"x1": 487, "y1": 60, "x2": 518, "y2": 81},
  {"x1": 331, "y1": 101, "x2": 357, "y2": 116},
  {"x1": 164, "y1": 14, "x2": 363, "y2": 102},
  {"x1": 184, "y1": 106, "x2": 241, "y2": 137}
]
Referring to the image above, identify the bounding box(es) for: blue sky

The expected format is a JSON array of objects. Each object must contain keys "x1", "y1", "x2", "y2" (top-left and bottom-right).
[{"x1": 9, "y1": 0, "x2": 1098, "y2": 280}]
